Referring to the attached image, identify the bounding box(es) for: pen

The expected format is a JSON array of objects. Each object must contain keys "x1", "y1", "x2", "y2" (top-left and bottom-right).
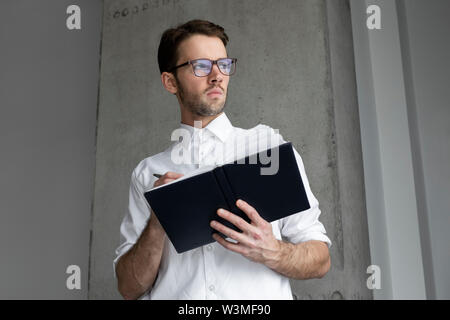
[{"x1": 153, "y1": 173, "x2": 163, "y2": 178}]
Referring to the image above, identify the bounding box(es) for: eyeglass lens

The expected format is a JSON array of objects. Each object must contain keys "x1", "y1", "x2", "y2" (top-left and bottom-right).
[{"x1": 192, "y1": 59, "x2": 235, "y2": 76}]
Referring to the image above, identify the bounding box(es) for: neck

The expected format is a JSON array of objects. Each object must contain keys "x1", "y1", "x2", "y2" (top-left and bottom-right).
[{"x1": 180, "y1": 109, "x2": 223, "y2": 128}]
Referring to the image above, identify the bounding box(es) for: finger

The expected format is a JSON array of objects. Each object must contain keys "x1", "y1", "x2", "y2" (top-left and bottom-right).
[
  {"x1": 154, "y1": 178, "x2": 176, "y2": 187},
  {"x1": 212, "y1": 233, "x2": 247, "y2": 255},
  {"x1": 210, "y1": 220, "x2": 255, "y2": 247},
  {"x1": 216, "y1": 208, "x2": 259, "y2": 235},
  {"x1": 163, "y1": 171, "x2": 184, "y2": 179},
  {"x1": 236, "y1": 199, "x2": 266, "y2": 226}
]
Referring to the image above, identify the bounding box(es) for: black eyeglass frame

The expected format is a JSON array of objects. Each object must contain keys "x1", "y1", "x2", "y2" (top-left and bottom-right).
[{"x1": 169, "y1": 58, "x2": 237, "y2": 77}]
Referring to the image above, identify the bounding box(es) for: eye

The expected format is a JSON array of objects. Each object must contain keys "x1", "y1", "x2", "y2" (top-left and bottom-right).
[
  {"x1": 194, "y1": 61, "x2": 210, "y2": 70},
  {"x1": 218, "y1": 62, "x2": 230, "y2": 68}
]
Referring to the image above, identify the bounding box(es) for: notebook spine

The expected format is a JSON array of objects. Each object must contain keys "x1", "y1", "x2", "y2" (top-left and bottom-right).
[{"x1": 213, "y1": 166, "x2": 240, "y2": 215}]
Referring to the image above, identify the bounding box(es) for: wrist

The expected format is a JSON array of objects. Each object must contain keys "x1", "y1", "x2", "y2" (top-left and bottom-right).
[
  {"x1": 264, "y1": 239, "x2": 285, "y2": 269},
  {"x1": 265, "y1": 240, "x2": 294, "y2": 271}
]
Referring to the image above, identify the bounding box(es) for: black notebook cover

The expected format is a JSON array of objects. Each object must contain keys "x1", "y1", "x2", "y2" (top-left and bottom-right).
[{"x1": 144, "y1": 142, "x2": 310, "y2": 253}]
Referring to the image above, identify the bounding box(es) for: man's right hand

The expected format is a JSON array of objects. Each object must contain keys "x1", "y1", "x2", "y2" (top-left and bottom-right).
[{"x1": 153, "y1": 171, "x2": 184, "y2": 188}]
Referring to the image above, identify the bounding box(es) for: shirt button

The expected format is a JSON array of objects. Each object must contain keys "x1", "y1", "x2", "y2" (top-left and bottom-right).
[
  {"x1": 209, "y1": 285, "x2": 215, "y2": 292},
  {"x1": 206, "y1": 245, "x2": 212, "y2": 251}
]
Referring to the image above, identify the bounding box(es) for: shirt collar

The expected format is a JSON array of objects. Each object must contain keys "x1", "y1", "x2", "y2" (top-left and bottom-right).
[{"x1": 179, "y1": 112, "x2": 233, "y2": 143}]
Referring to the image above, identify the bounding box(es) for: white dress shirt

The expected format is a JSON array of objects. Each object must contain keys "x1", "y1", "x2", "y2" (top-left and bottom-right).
[{"x1": 113, "y1": 112, "x2": 331, "y2": 300}]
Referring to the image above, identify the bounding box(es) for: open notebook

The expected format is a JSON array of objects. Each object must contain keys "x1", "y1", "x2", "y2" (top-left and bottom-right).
[{"x1": 144, "y1": 142, "x2": 310, "y2": 253}]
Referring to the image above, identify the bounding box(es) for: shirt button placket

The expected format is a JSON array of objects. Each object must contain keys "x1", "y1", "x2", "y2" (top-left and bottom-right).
[{"x1": 203, "y1": 245, "x2": 216, "y2": 299}]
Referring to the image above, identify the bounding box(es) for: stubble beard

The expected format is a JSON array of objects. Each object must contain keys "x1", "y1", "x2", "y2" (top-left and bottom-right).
[{"x1": 176, "y1": 77, "x2": 227, "y2": 117}]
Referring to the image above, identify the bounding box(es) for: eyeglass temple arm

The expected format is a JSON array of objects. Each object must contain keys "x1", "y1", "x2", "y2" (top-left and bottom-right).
[{"x1": 169, "y1": 61, "x2": 189, "y2": 72}]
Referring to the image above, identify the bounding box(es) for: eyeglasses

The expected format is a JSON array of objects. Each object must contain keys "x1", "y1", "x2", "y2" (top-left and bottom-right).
[{"x1": 170, "y1": 58, "x2": 237, "y2": 77}]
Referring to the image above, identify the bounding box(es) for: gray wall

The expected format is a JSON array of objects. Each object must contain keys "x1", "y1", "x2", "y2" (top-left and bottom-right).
[
  {"x1": 0, "y1": 0, "x2": 102, "y2": 298},
  {"x1": 90, "y1": 0, "x2": 372, "y2": 299},
  {"x1": 351, "y1": 0, "x2": 450, "y2": 299},
  {"x1": 399, "y1": 0, "x2": 450, "y2": 299}
]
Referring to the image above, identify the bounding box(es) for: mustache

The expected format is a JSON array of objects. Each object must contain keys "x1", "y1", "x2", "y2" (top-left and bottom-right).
[{"x1": 204, "y1": 85, "x2": 225, "y2": 93}]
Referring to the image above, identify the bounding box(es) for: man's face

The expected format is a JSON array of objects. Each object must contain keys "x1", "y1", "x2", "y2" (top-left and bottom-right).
[{"x1": 173, "y1": 34, "x2": 230, "y2": 117}]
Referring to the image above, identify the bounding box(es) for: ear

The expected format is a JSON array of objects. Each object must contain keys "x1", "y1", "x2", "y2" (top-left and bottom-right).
[{"x1": 161, "y1": 72, "x2": 178, "y2": 95}]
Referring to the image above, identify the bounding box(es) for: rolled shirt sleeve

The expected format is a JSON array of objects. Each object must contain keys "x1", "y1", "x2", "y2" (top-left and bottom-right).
[{"x1": 113, "y1": 168, "x2": 152, "y2": 278}]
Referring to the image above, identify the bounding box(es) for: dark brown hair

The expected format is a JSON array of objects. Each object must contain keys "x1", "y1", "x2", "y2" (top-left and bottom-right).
[{"x1": 157, "y1": 19, "x2": 229, "y2": 74}]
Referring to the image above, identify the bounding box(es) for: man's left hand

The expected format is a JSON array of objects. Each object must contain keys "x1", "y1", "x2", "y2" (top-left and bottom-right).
[{"x1": 210, "y1": 199, "x2": 281, "y2": 268}]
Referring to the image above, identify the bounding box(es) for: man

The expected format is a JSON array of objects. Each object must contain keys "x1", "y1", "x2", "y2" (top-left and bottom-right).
[{"x1": 114, "y1": 19, "x2": 331, "y2": 300}]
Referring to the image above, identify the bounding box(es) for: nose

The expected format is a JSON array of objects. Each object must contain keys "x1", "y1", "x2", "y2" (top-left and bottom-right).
[{"x1": 208, "y1": 63, "x2": 223, "y2": 84}]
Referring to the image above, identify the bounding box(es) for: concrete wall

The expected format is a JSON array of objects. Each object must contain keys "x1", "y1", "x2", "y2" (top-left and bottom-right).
[
  {"x1": 89, "y1": 0, "x2": 372, "y2": 299},
  {"x1": 0, "y1": 0, "x2": 102, "y2": 299}
]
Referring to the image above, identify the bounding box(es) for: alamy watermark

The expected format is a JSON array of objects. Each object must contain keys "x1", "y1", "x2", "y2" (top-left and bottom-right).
[
  {"x1": 66, "y1": 265, "x2": 81, "y2": 290},
  {"x1": 170, "y1": 120, "x2": 282, "y2": 175},
  {"x1": 367, "y1": 4, "x2": 381, "y2": 30},
  {"x1": 366, "y1": 265, "x2": 381, "y2": 290},
  {"x1": 66, "y1": 5, "x2": 81, "y2": 30}
]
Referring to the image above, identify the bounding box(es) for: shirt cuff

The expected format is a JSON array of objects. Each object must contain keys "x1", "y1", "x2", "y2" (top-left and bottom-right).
[
  {"x1": 288, "y1": 232, "x2": 332, "y2": 248},
  {"x1": 112, "y1": 242, "x2": 134, "y2": 279}
]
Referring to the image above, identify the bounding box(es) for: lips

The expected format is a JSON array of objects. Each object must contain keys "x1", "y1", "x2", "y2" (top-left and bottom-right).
[{"x1": 206, "y1": 88, "x2": 223, "y2": 96}]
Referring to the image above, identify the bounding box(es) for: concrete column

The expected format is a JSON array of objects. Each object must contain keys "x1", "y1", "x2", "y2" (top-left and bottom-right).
[{"x1": 350, "y1": 0, "x2": 427, "y2": 299}]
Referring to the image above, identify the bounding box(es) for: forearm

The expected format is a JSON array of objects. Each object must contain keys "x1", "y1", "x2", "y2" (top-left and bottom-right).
[
  {"x1": 116, "y1": 216, "x2": 166, "y2": 300},
  {"x1": 268, "y1": 240, "x2": 330, "y2": 280}
]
